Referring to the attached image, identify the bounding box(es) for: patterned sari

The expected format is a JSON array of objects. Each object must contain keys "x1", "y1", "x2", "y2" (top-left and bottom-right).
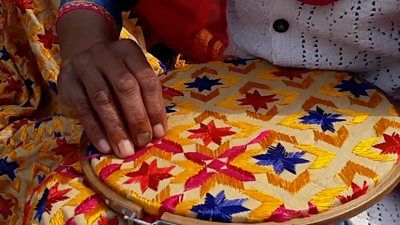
[{"x1": 0, "y1": 1, "x2": 163, "y2": 224}]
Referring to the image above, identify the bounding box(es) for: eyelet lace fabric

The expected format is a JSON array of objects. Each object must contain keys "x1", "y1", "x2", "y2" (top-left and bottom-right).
[
  {"x1": 225, "y1": 0, "x2": 400, "y2": 100},
  {"x1": 348, "y1": 188, "x2": 400, "y2": 225}
]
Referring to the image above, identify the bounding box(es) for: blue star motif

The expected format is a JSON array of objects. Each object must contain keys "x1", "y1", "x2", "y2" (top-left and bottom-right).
[
  {"x1": 191, "y1": 191, "x2": 249, "y2": 222},
  {"x1": 223, "y1": 58, "x2": 257, "y2": 66},
  {"x1": 159, "y1": 61, "x2": 168, "y2": 74},
  {"x1": 166, "y1": 104, "x2": 176, "y2": 113},
  {"x1": 37, "y1": 174, "x2": 46, "y2": 183},
  {"x1": 223, "y1": 58, "x2": 248, "y2": 66},
  {"x1": 253, "y1": 143, "x2": 309, "y2": 174},
  {"x1": 0, "y1": 157, "x2": 19, "y2": 181},
  {"x1": 0, "y1": 46, "x2": 10, "y2": 61},
  {"x1": 335, "y1": 78, "x2": 374, "y2": 98},
  {"x1": 34, "y1": 188, "x2": 49, "y2": 222},
  {"x1": 25, "y1": 79, "x2": 34, "y2": 89},
  {"x1": 299, "y1": 106, "x2": 346, "y2": 133},
  {"x1": 87, "y1": 144, "x2": 103, "y2": 161},
  {"x1": 34, "y1": 117, "x2": 53, "y2": 129},
  {"x1": 48, "y1": 81, "x2": 58, "y2": 94},
  {"x1": 185, "y1": 76, "x2": 222, "y2": 92}
]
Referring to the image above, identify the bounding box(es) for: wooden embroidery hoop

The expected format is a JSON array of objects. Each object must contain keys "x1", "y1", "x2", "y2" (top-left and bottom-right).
[
  {"x1": 80, "y1": 66, "x2": 400, "y2": 225},
  {"x1": 80, "y1": 132, "x2": 400, "y2": 225}
]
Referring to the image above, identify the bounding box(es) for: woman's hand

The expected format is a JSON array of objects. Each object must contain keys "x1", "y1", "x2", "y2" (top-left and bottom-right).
[{"x1": 57, "y1": 10, "x2": 166, "y2": 158}]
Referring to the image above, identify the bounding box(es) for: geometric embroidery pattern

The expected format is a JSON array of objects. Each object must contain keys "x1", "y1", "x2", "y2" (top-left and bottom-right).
[
  {"x1": 88, "y1": 60, "x2": 400, "y2": 223},
  {"x1": 4, "y1": 3, "x2": 398, "y2": 223}
]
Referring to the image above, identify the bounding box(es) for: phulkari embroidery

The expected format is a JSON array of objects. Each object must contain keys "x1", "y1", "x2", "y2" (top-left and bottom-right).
[
  {"x1": 1, "y1": 1, "x2": 400, "y2": 224},
  {"x1": 85, "y1": 59, "x2": 400, "y2": 223}
]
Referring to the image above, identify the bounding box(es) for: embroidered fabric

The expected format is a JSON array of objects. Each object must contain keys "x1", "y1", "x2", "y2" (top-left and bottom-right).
[{"x1": 85, "y1": 59, "x2": 400, "y2": 223}]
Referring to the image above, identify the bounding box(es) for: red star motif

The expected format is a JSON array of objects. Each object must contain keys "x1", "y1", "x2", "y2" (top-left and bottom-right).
[
  {"x1": 177, "y1": 131, "x2": 269, "y2": 193},
  {"x1": 53, "y1": 138, "x2": 80, "y2": 157},
  {"x1": 184, "y1": 149, "x2": 255, "y2": 191},
  {"x1": 37, "y1": 29, "x2": 58, "y2": 50},
  {"x1": 5, "y1": 77, "x2": 24, "y2": 92},
  {"x1": 98, "y1": 216, "x2": 119, "y2": 225},
  {"x1": 45, "y1": 183, "x2": 72, "y2": 214},
  {"x1": 162, "y1": 86, "x2": 184, "y2": 97},
  {"x1": 160, "y1": 194, "x2": 183, "y2": 216},
  {"x1": 272, "y1": 67, "x2": 310, "y2": 80},
  {"x1": 54, "y1": 165, "x2": 83, "y2": 179},
  {"x1": 373, "y1": 133, "x2": 400, "y2": 162},
  {"x1": 75, "y1": 195, "x2": 102, "y2": 215},
  {"x1": 188, "y1": 120, "x2": 236, "y2": 145},
  {"x1": 337, "y1": 181, "x2": 369, "y2": 204},
  {"x1": 12, "y1": 119, "x2": 29, "y2": 130},
  {"x1": 124, "y1": 159, "x2": 174, "y2": 193},
  {"x1": 15, "y1": 42, "x2": 31, "y2": 58},
  {"x1": 238, "y1": 90, "x2": 279, "y2": 112},
  {"x1": 123, "y1": 138, "x2": 183, "y2": 163},
  {"x1": 14, "y1": 0, "x2": 33, "y2": 14},
  {"x1": 265, "y1": 204, "x2": 311, "y2": 222},
  {"x1": 0, "y1": 195, "x2": 13, "y2": 219}
]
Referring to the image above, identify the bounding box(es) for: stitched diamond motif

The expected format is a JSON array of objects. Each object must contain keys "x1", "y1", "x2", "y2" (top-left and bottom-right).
[{"x1": 88, "y1": 59, "x2": 400, "y2": 223}]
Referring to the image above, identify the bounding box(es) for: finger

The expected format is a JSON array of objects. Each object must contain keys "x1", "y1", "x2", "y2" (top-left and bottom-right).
[
  {"x1": 74, "y1": 65, "x2": 135, "y2": 158},
  {"x1": 119, "y1": 39, "x2": 167, "y2": 138},
  {"x1": 91, "y1": 44, "x2": 153, "y2": 147},
  {"x1": 61, "y1": 67, "x2": 111, "y2": 154}
]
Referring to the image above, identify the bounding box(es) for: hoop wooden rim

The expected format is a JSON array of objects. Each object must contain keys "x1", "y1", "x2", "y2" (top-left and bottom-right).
[
  {"x1": 80, "y1": 133, "x2": 400, "y2": 225},
  {"x1": 79, "y1": 65, "x2": 400, "y2": 224}
]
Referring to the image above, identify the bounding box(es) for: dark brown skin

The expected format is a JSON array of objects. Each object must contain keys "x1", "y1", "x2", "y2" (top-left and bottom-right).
[{"x1": 57, "y1": 10, "x2": 167, "y2": 158}]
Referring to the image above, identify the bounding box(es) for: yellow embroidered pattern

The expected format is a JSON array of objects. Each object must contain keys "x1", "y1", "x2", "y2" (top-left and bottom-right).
[
  {"x1": 2, "y1": 4, "x2": 398, "y2": 222},
  {"x1": 86, "y1": 59, "x2": 400, "y2": 223}
]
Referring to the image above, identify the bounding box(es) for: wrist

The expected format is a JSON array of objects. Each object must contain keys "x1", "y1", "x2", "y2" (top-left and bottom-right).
[
  {"x1": 57, "y1": 0, "x2": 123, "y2": 35},
  {"x1": 57, "y1": 10, "x2": 114, "y2": 62}
]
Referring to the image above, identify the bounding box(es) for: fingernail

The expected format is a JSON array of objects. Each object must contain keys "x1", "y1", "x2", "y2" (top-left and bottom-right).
[
  {"x1": 137, "y1": 132, "x2": 152, "y2": 147},
  {"x1": 118, "y1": 140, "x2": 135, "y2": 156},
  {"x1": 111, "y1": 143, "x2": 118, "y2": 154},
  {"x1": 98, "y1": 139, "x2": 111, "y2": 152},
  {"x1": 153, "y1": 124, "x2": 165, "y2": 138}
]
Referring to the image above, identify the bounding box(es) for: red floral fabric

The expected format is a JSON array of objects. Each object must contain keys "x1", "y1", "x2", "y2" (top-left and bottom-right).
[
  {"x1": 133, "y1": 0, "x2": 229, "y2": 63},
  {"x1": 133, "y1": 0, "x2": 339, "y2": 63}
]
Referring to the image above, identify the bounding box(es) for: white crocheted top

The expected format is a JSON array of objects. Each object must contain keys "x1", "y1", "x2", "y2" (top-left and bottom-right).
[{"x1": 225, "y1": 0, "x2": 400, "y2": 100}]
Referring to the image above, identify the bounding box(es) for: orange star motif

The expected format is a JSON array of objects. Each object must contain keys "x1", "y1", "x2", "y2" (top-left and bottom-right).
[
  {"x1": 188, "y1": 120, "x2": 236, "y2": 145},
  {"x1": 124, "y1": 160, "x2": 174, "y2": 193},
  {"x1": 272, "y1": 67, "x2": 310, "y2": 80}
]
